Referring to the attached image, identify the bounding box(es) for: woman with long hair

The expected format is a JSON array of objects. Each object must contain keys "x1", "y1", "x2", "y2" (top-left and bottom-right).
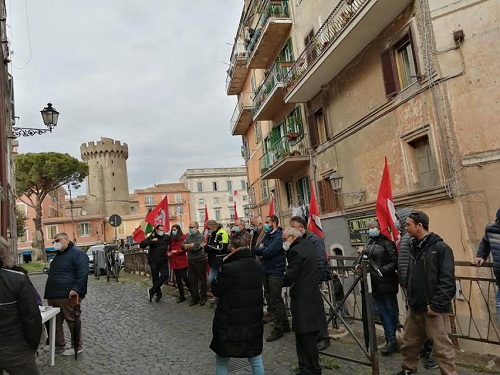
[{"x1": 168, "y1": 225, "x2": 191, "y2": 303}]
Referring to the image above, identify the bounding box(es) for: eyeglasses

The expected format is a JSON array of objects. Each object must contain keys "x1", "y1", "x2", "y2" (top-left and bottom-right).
[
  {"x1": 189, "y1": 227, "x2": 196, "y2": 229},
  {"x1": 53, "y1": 239, "x2": 62, "y2": 243}
]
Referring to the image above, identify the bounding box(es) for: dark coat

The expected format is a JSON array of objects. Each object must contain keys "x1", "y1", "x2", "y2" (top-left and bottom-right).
[
  {"x1": 254, "y1": 228, "x2": 285, "y2": 276},
  {"x1": 283, "y1": 237, "x2": 324, "y2": 334},
  {"x1": 396, "y1": 207, "x2": 413, "y2": 288},
  {"x1": 407, "y1": 233, "x2": 456, "y2": 313},
  {"x1": 210, "y1": 248, "x2": 263, "y2": 358},
  {"x1": 476, "y1": 220, "x2": 500, "y2": 285},
  {"x1": 140, "y1": 232, "x2": 170, "y2": 264},
  {"x1": 302, "y1": 230, "x2": 329, "y2": 281},
  {"x1": 44, "y1": 242, "x2": 89, "y2": 299},
  {"x1": 0, "y1": 269, "x2": 42, "y2": 350},
  {"x1": 356, "y1": 234, "x2": 398, "y2": 298},
  {"x1": 204, "y1": 227, "x2": 229, "y2": 268}
]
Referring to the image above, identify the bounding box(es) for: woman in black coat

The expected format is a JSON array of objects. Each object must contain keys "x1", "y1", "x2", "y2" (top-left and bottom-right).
[{"x1": 210, "y1": 233, "x2": 264, "y2": 375}]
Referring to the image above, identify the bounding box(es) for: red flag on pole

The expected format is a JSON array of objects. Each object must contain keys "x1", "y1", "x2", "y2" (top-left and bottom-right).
[
  {"x1": 268, "y1": 195, "x2": 275, "y2": 216},
  {"x1": 307, "y1": 181, "x2": 324, "y2": 238},
  {"x1": 376, "y1": 157, "x2": 400, "y2": 247},
  {"x1": 204, "y1": 204, "x2": 209, "y2": 229},
  {"x1": 145, "y1": 195, "x2": 170, "y2": 231},
  {"x1": 233, "y1": 201, "x2": 239, "y2": 221},
  {"x1": 132, "y1": 226, "x2": 146, "y2": 243}
]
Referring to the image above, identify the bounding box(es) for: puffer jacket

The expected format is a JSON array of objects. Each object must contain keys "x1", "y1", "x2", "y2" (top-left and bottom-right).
[
  {"x1": 210, "y1": 247, "x2": 263, "y2": 358},
  {"x1": 356, "y1": 234, "x2": 398, "y2": 298},
  {"x1": 396, "y1": 207, "x2": 413, "y2": 288},
  {"x1": 407, "y1": 233, "x2": 456, "y2": 313},
  {"x1": 44, "y1": 242, "x2": 89, "y2": 299},
  {"x1": 476, "y1": 221, "x2": 500, "y2": 286},
  {"x1": 0, "y1": 268, "x2": 42, "y2": 350},
  {"x1": 254, "y1": 227, "x2": 285, "y2": 276}
]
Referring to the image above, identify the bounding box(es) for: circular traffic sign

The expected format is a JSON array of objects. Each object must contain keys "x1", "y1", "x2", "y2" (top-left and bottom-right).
[{"x1": 108, "y1": 214, "x2": 122, "y2": 228}]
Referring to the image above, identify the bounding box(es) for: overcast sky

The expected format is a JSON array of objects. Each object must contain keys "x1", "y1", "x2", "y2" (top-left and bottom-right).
[{"x1": 8, "y1": 1, "x2": 244, "y2": 194}]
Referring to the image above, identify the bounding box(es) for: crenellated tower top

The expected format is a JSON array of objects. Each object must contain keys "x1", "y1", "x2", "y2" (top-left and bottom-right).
[{"x1": 80, "y1": 137, "x2": 128, "y2": 161}]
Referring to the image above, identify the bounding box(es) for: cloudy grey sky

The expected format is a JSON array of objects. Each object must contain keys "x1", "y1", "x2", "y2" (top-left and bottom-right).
[{"x1": 8, "y1": 1, "x2": 244, "y2": 193}]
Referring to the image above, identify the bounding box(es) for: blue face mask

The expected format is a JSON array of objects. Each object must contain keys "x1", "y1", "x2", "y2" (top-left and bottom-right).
[
  {"x1": 171, "y1": 230, "x2": 178, "y2": 236},
  {"x1": 368, "y1": 228, "x2": 380, "y2": 238},
  {"x1": 264, "y1": 224, "x2": 272, "y2": 232},
  {"x1": 233, "y1": 227, "x2": 241, "y2": 233},
  {"x1": 208, "y1": 229, "x2": 213, "y2": 234},
  {"x1": 189, "y1": 228, "x2": 195, "y2": 235}
]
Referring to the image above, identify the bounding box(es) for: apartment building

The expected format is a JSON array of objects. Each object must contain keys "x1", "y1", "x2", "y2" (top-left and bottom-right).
[
  {"x1": 227, "y1": 0, "x2": 500, "y2": 354},
  {"x1": 180, "y1": 168, "x2": 248, "y2": 228}
]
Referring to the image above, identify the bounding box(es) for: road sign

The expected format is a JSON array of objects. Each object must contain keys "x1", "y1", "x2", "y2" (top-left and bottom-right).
[{"x1": 108, "y1": 214, "x2": 122, "y2": 228}]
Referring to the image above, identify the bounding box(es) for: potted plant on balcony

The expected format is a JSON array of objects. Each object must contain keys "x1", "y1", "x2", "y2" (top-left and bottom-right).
[{"x1": 287, "y1": 132, "x2": 299, "y2": 141}]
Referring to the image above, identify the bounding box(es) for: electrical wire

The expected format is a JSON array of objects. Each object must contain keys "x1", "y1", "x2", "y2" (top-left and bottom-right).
[{"x1": 11, "y1": 0, "x2": 32, "y2": 70}]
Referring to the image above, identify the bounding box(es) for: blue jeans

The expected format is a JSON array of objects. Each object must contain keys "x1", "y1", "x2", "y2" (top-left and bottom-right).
[
  {"x1": 215, "y1": 354, "x2": 264, "y2": 375},
  {"x1": 496, "y1": 288, "x2": 500, "y2": 324},
  {"x1": 374, "y1": 294, "x2": 399, "y2": 342},
  {"x1": 209, "y1": 267, "x2": 219, "y2": 283}
]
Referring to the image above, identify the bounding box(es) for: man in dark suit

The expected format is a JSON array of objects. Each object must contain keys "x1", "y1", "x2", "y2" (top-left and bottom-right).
[{"x1": 282, "y1": 227, "x2": 324, "y2": 375}]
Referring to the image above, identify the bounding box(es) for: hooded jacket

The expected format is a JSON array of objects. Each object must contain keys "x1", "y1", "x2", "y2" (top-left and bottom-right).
[
  {"x1": 0, "y1": 268, "x2": 42, "y2": 350},
  {"x1": 476, "y1": 220, "x2": 500, "y2": 286},
  {"x1": 44, "y1": 242, "x2": 89, "y2": 299},
  {"x1": 407, "y1": 232, "x2": 456, "y2": 313}
]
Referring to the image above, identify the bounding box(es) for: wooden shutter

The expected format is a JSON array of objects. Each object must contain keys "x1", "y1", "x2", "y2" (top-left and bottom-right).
[
  {"x1": 308, "y1": 113, "x2": 319, "y2": 149},
  {"x1": 381, "y1": 48, "x2": 399, "y2": 97},
  {"x1": 317, "y1": 180, "x2": 326, "y2": 214}
]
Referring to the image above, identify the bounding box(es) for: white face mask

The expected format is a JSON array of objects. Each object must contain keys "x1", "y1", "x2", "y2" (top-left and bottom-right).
[
  {"x1": 53, "y1": 242, "x2": 62, "y2": 251},
  {"x1": 283, "y1": 241, "x2": 291, "y2": 251},
  {"x1": 156, "y1": 231, "x2": 164, "y2": 236}
]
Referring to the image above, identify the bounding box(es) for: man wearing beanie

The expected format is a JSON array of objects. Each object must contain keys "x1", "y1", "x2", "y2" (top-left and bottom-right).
[{"x1": 472, "y1": 208, "x2": 500, "y2": 324}]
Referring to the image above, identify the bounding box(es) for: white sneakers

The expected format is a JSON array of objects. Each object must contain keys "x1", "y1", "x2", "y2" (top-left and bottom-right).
[{"x1": 61, "y1": 347, "x2": 84, "y2": 356}]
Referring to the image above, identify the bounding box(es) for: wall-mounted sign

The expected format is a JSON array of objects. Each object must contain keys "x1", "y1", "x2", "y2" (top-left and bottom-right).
[{"x1": 347, "y1": 215, "x2": 377, "y2": 245}]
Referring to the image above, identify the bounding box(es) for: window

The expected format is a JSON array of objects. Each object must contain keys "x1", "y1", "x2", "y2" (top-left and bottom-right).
[
  {"x1": 212, "y1": 181, "x2": 218, "y2": 191},
  {"x1": 286, "y1": 181, "x2": 293, "y2": 207},
  {"x1": 407, "y1": 136, "x2": 438, "y2": 189},
  {"x1": 16, "y1": 203, "x2": 27, "y2": 216},
  {"x1": 215, "y1": 209, "x2": 221, "y2": 221},
  {"x1": 242, "y1": 138, "x2": 250, "y2": 162},
  {"x1": 198, "y1": 198, "x2": 204, "y2": 205},
  {"x1": 227, "y1": 180, "x2": 233, "y2": 192},
  {"x1": 19, "y1": 228, "x2": 28, "y2": 243},
  {"x1": 197, "y1": 182, "x2": 203, "y2": 192},
  {"x1": 78, "y1": 222, "x2": 90, "y2": 236},
  {"x1": 242, "y1": 195, "x2": 247, "y2": 201},
  {"x1": 49, "y1": 207, "x2": 58, "y2": 218},
  {"x1": 230, "y1": 207, "x2": 235, "y2": 220},
  {"x1": 118, "y1": 224, "x2": 125, "y2": 235},
  {"x1": 199, "y1": 209, "x2": 206, "y2": 222},
  {"x1": 145, "y1": 196, "x2": 154, "y2": 205},
  {"x1": 241, "y1": 180, "x2": 246, "y2": 190},
  {"x1": 130, "y1": 206, "x2": 136, "y2": 213},
  {"x1": 47, "y1": 225, "x2": 58, "y2": 240},
  {"x1": 317, "y1": 179, "x2": 340, "y2": 213},
  {"x1": 255, "y1": 122, "x2": 262, "y2": 143},
  {"x1": 175, "y1": 194, "x2": 182, "y2": 203},
  {"x1": 381, "y1": 30, "x2": 418, "y2": 97},
  {"x1": 278, "y1": 38, "x2": 294, "y2": 62},
  {"x1": 307, "y1": 107, "x2": 327, "y2": 149},
  {"x1": 296, "y1": 177, "x2": 311, "y2": 205},
  {"x1": 228, "y1": 196, "x2": 234, "y2": 202},
  {"x1": 248, "y1": 186, "x2": 256, "y2": 208},
  {"x1": 213, "y1": 197, "x2": 220, "y2": 205},
  {"x1": 260, "y1": 180, "x2": 269, "y2": 201}
]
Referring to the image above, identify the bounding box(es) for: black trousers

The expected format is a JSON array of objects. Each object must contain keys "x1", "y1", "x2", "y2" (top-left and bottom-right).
[
  {"x1": 188, "y1": 258, "x2": 208, "y2": 302},
  {"x1": 173, "y1": 268, "x2": 191, "y2": 298},
  {"x1": 0, "y1": 343, "x2": 39, "y2": 375},
  {"x1": 263, "y1": 274, "x2": 289, "y2": 333},
  {"x1": 296, "y1": 331, "x2": 322, "y2": 375},
  {"x1": 150, "y1": 261, "x2": 169, "y2": 297}
]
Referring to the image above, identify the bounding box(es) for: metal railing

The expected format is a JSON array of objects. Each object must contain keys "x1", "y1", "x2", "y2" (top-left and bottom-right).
[
  {"x1": 253, "y1": 61, "x2": 293, "y2": 115},
  {"x1": 225, "y1": 39, "x2": 248, "y2": 91},
  {"x1": 260, "y1": 131, "x2": 306, "y2": 174},
  {"x1": 284, "y1": 0, "x2": 369, "y2": 93},
  {"x1": 230, "y1": 92, "x2": 254, "y2": 133}
]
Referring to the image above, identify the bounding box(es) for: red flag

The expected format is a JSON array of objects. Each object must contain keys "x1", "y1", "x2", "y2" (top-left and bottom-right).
[
  {"x1": 145, "y1": 195, "x2": 170, "y2": 230},
  {"x1": 376, "y1": 157, "x2": 400, "y2": 246},
  {"x1": 307, "y1": 182, "x2": 324, "y2": 239},
  {"x1": 204, "y1": 204, "x2": 209, "y2": 229},
  {"x1": 233, "y1": 201, "x2": 239, "y2": 221},
  {"x1": 268, "y1": 195, "x2": 275, "y2": 216},
  {"x1": 132, "y1": 226, "x2": 146, "y2": 243}
]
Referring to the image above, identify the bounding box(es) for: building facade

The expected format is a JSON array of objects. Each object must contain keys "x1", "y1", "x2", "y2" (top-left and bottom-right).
[
  {"x1": 180, "y1": 168, "x2": 249, "y2": 228},
  {"x1": 227, "y1": 0, "x2": 500, "y2": 354}
]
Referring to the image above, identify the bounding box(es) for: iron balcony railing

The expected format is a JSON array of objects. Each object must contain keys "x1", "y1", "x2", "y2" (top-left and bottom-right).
[
  {"x1": 246, "y1": 0, "x2": 290, "y2": 55},
  {"x1": 230, "y1": 92, "x2": 254, "y2": 133},
  {"x1": 253, "y1": 61, "x2": 293, "y2": 115},
  {"x1": 284, "y1": 0, "x2": 369, "y2": 94},
  {"x1": 225, "y1": 39, "x2": 248, "y2": 92}
]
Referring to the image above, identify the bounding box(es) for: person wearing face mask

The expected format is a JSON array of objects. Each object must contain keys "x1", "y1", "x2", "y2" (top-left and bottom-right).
[
  {"x1": 254, "y1": 215, "x2": 290, "y2": 342},
  {"x1": 182, "y1": 222, "x2": 208, "y2": 306},
  {"x1": 140, "y1": 224, "x2": 171, "y2": 302},
  {"x1": 203, "y1": 220, "x2": 229, "y2": 284},
  {"x1": 250, "y1": 215, "x2": 266, "y2": 255},
  {"x1": 354, "y1": 219, "x2": 399, "y2": 356},
  {"x1": 167, "y1": 225, "x2": 191, "y2": 303},
  {"x1": 282, "y1": 227, "x2": 324, "y2": 375},
  {"x1": 44, "y1": 233, "x2": 89, "y2": 356}
]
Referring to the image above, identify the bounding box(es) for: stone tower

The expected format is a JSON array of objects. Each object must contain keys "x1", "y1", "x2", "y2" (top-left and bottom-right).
[{"x1": 80, "y1": 137, "x2": 130, "y2": 217}]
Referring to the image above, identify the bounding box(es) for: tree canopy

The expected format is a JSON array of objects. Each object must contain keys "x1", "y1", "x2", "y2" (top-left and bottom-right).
[{"x1": 15, "y1": 152, "x2": 89, "y2": 201}]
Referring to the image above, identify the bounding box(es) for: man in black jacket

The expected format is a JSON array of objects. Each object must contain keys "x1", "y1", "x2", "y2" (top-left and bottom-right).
[
  {"x1": 44, "y1": 232, "x2": 88, "y2": 356},
  {"x1": 140, "y1": 225, "x2": 170, "y2": 302},
  {"x1": 395, "y1": 211, "x2": 457, "y2": 375},
  {"x1": 283, "y1": 227, "x2": 324, "y2": 375},
  {"x1": 0, "y1": 238, "x2": 42, "y2": 374}
]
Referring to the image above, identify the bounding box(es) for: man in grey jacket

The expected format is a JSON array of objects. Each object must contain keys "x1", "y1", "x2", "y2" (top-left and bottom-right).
[{"x1": 182, "y1": 221, "x2": 208, "y2": 306}]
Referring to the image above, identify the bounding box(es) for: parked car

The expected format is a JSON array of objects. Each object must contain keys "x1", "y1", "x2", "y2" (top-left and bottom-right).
[{"x1": 87, "y1": 245, "x2": 125, "y2": 275}]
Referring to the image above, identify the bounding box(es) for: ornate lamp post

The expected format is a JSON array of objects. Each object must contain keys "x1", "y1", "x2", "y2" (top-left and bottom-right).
[{"x1": 12, "y1": 103, "x2": 60, "y2": 138}]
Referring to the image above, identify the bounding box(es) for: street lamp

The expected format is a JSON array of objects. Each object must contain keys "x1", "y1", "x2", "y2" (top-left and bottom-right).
[
  {"x1": 328, "y1": 172, "x2": 366, "y2": 203},
  {"x1": 12, "y1": 103, "x2": 60, "y2": 138}
]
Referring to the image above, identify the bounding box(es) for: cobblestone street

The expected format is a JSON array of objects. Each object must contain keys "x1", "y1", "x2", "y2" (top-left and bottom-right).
[{"x1": 30, "y1": 273, "x2": 498, "y2": 375}]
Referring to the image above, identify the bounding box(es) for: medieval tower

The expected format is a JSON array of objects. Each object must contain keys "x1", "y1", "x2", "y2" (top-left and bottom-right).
[{"x1": 80, "y1": 137, "x2": 130, "y2": 217}]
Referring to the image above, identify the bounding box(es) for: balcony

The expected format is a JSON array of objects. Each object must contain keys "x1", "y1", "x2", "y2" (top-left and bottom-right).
[
  {"x1": 260, "y1": 135, "x2": 309, "y2": 180},
  {"x1": 247, "y1": 1, "x2": 292, "y2": 69},
  {"x1": 230, "y1": 92, "x2": 254, "y2": 136},
  {"x1": 284, "y1": 0, "x2": 413, "y2": 103},
  {"x1": 253, "y1": 61, "x2": 295, "y2": 121},
  {"x1": 226, "y1": 40, "x2": 248, "y2": 95}
]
